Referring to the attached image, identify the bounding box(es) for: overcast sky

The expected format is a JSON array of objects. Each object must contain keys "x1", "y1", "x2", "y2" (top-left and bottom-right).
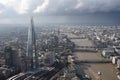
[{"x1": 0, "y1": 0, "x2": 120, "y2": 25}]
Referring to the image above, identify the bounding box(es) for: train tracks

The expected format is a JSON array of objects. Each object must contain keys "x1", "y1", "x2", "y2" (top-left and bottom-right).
[
  {"x1": 24, "y1": 62, "x2": 65, "y2": 80},
  {"x1": 37, "y1": 62, "x2": 65, "y2": 80}
]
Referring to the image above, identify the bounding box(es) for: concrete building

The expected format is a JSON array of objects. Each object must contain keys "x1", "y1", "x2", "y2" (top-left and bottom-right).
[{"x1": 4, "y1": 46, "x2": 21, "y2": 68}]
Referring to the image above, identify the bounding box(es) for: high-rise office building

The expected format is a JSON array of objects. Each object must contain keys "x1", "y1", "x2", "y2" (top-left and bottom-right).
[
  {"x1": 4, "y1": 46, "x2": 14, "y2": 67},
  {"x1": 26, "y1": 17, "x2": 38, "y2": 70},
  {"x1": 4, "y1": 46, "x2": 21, "y2": 70}
]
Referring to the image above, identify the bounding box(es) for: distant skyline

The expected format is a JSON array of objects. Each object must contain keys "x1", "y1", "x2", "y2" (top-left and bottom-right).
[{"x1": 0, "y1": 0, "x2": 120, "y2": 25}]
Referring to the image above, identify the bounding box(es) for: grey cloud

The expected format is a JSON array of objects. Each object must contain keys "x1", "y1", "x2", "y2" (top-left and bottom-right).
[
  {"x1": 1, "y1": 0, "x2": 120, "y2": 15},
  {"x1": 0, "y1": 0, "x2": 120, "y2": 25},
  {"x1": 0, "y1": 3, "x2": 5, "y2": 13},
  {"x1": 34, "y1": 0, "x2": 120, "y2": 15}
]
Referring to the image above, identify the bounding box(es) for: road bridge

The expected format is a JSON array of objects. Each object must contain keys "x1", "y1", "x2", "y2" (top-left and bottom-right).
[
  {"x1": 76, "y1": 46, "x2": 96, "y2": 48},
  {"x1": 75, "y1": 45, "x2": 97, "y2": 52},
  {"x1": 74, "y1": 59, "x2": 111, "y2": 64},
  {"x1": 69, "y1": 37, "x2": 86, "y2": 39},
  {"x1": 74, "y1": 49, "x2": 97, "y2": 52}
]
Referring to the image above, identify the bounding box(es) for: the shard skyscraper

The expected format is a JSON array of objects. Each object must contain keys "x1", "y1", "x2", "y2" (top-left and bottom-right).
[{"x1": 26, "y1": 17, "x2": 38, "y2": 70}]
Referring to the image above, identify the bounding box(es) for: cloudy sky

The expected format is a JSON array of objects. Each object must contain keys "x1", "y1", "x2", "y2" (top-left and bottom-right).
[{"x1": 0, "y1": 0, "x2": 120, "y2": 25}]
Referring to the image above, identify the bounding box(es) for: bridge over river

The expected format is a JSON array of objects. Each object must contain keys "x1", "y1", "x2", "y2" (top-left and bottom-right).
[{"x1": 64, "y1": 32, "x2": 119, "y2": 80}]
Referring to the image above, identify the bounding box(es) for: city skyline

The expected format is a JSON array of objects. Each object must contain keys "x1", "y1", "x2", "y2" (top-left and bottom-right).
[{"x1": 1, "y1": 0, "x2": 120, "y2": 80}]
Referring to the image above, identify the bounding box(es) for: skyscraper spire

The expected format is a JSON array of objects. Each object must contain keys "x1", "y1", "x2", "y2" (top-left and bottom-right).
[{"x1": 26, "y1": 17, "x2": 38, "y2": 70}]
